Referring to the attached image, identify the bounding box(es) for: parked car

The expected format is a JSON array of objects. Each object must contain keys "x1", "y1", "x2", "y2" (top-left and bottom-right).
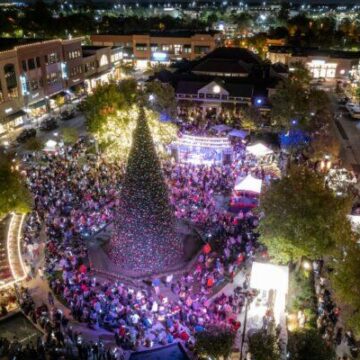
[
  {"x1": 61, "y1": 110, "x2": 76, "y2": 121},
  {"x1": 337, "y1": 97, "x2": 349, "y2": 105},
  {"x1": 40, "y1": 118, "x2": 58, "y2": 131},
  {"x1": 16, "y1": 128, "x2": 36, "y2": 143}
]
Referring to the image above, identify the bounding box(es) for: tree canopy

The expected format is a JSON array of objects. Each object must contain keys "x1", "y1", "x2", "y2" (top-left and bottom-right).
[
  {"x1": 330, "y1": 241, "x2": 360, "y2": 337},
  {"x1": 247, "y1": 329, "x2": 281, "y2": 360},
  {"x1": 194, "y1": 326, "x2": 235, "y2": 360},
  {"x1": 287, "y1": 330, "x2": 336, "y2": 360},
  {"x1": 0, "y1": 154, "x2": 31, "y2": 217},
  {"x1": 83, "y1": 82, "x2": 177, "y2": 160},
  {"x1": 145, "y1": 81, "x2": 177, "y2": 120},
  {"x1": 259, "y1": 165, "x2": 352, "y2": 264}
]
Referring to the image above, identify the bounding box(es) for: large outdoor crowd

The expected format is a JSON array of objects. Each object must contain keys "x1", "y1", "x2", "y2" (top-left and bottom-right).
[{"x1": 5, "y1": 136, "x2": 272, "y2": 357}]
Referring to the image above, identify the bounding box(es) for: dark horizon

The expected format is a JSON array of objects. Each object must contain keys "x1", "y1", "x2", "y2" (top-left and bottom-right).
[{"x1": 2, "y1": 0, "x2": 359, "y2": 5}]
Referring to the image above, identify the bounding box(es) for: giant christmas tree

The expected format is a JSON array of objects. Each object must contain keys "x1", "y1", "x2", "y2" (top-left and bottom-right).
[{"x1": 108, "y1": 106, "x2": 183, "y2": 275}]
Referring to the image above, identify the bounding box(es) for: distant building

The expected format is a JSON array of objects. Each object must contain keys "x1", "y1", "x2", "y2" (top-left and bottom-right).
[
  {"x1": 0, "y1": 37, "x2": 84, "y2": 134},
  {"x1": 152, "y1": 47, "x2": 284, "y2": 118},
  {"x1": 0, "y1": 37, "x2": 122, "y2": 138},
  {"x1": 268, "y1": 46, "x2": 360, "y2": 80},
  {"x1": 90, "y1": 30, "x2": 220, "y2": 67},
  {"x1": 82, "y1": 45, "x2": 122, "y2": 93}
]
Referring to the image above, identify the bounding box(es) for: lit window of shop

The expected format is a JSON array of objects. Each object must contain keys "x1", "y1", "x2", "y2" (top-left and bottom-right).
[
  {"x1": 4, "y1": 64, "x2": 18, "y2": 99},
  {"x1": 162, "y1": 45, "x2": 170, "y2": 52},
  {"x1": 99, "y1": 55, "x2": 109, "y2": 67},
  {"x1": 70, "y1": 65, "x2": 82, "y2": 77},
  {"x1": 46, "y1": 52, "x2": 59, "y2": 65},
  {"x1": 68, "y1": 50, "x2": 81, "y2": 60},
  {"x1": 46, "y1": 72, "x2": 61, "y2": 85},
  {"x1": 150, "y1": 43, "x2": 158, "y2": 52},
  {"x1": 29, "y1": 80, "x2": 40, "y2": 91},
  {"x1": 183, "y1": 45, "x2": 192, "y2": 54},
  {"x1": 135, "y1": 43, "x2": 147, "y2": 51},
  {"x1": 174, "y1": 44, "x2": 182, "y2": 55}
]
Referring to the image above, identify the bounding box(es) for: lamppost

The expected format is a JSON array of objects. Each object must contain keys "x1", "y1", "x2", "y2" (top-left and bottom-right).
[{"x1": 239, "y1": 297, "x2": 250, "y2": 360}]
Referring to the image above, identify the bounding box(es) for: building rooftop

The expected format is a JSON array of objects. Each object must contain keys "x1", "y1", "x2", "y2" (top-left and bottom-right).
[
  {"x1": 192, "y1": 58, "x2": 251, "y2": 75},
  {"x1": 204, "y1": 47, "x2": 263, "y2": 65},
  {"x1": 268, "y1": 46, "x2": 360, "y2": 59},
  {"x1": 95, "y1": 30, "x2": 218, "y2": 38},
  {"x1": 0, "y1": 37, "x2": 47, "y2": 52},
  {"x1": 82, "y1": 45, "x2": 108, "y2": 51}
]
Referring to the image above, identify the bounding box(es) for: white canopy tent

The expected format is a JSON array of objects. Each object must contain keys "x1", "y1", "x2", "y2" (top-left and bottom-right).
[
  {"x1": 43, "y1": 139, "x2": 57, "y2": 152},
  {"x1": 250, "y1": 262, "x2": 289, "y2": 326},
  {"x1": 228, "y1": 129, "x2": 248, "y2": 139},
  {"x1": 246, "y1": 143, "x2": 273, "y2": 157},
  {"x1": 234, "y1": 174, "x2": 262, "y2": 194}
]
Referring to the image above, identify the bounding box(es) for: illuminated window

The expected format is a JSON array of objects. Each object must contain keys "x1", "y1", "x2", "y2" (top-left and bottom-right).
[
  {"x1": 99, "y1": 55, "x2": 109, "y2": 67},
  {"x1": 4, "y1": 64, "x2": 18, "y2": 99}
]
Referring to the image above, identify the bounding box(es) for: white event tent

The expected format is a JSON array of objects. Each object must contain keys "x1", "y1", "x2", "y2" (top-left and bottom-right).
[
  {"x1": 246, "y1": 143, "x2": 273, "y2": 157},
  {"x1": 234, "y1": 174, "x2": 262, "y2": 194}
]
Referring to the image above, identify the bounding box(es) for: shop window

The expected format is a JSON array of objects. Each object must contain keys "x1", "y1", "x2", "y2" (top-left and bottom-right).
[
  {"x1": 68, "y1": 50, "x2": 81, "y2": 60},
  {"x1": 4, "y1": 63, "x2": 18, "y2": 99},
  {"x1": 183, "y1": 45, "x2": 191, "y2": 53},
  {"x1": 150, "y1": 43, "x2": 158, "y2": 52},
  {"x1": 46, "y1": 52, "x2": 59, "y2": 65},
  {"x1": 99, "y1": 55, "x2": 109, "y2": 67},
  {"x1": 30, "y1": 80, "x2": 39, "y2": 91},
  {"x1": 47, "y1": 72, "x2": 61, "y2": 85},
  {"x1": 194, "y1": 46, "x2": 210, "y2": 55},
  {"x1": 70, "y1": 65, "x2": 82, "y2": 77},
  {"x1": 22, "y1": 60, "x2": 27, "y2": 72},
  {"x1": 28, "y1": 58, "x2": 36, "y2": 70},
  {"x1": 162, "y1": 45, "x2": 170, "y2": 52},
  {"x1": 174, "y1": 44, "x2": 182, "y2": 55},
  {"x1": 135, "y1": 43, "x2": 147, "y2": 51},
  {"x1": 36, "y1": 57, "x2": 41, "y2": 68}
]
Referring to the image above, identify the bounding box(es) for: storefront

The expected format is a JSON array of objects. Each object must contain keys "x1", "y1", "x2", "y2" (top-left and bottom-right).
[{"x1": 0, "y1": 109, "x2": 27, "y2": 139}]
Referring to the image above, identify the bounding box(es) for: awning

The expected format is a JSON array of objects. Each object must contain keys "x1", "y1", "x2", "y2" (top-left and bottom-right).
[
  {"x1": 211, "y1": 124, "x2": 232, "y2": 133},
  {"x1": 29, "y1": 99, "x2": 46, "y2": 109},
  {"x1": 5, "y1": 109, "x2": 26, "y2": 122},
  {"x1": 228, "y1": 129, "x2": 248, "y2": 139},
  {"x1": 234, "y1": 174, "x2": 262, "y2": 194}
]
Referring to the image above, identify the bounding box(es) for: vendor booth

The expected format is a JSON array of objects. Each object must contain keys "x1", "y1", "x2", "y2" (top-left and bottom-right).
[
  {"x1": 248, "y1": 262, "x2": 289, "y2": 330},
  {"x1": 246, "y1": 143, "x2": 273, "y2": 158},
  {"x1": 230, "y1": 174, "x2": 262, "y2": 209},
  {"x1": 172, "y1": 134, "x2": 233, "y2": 165}
]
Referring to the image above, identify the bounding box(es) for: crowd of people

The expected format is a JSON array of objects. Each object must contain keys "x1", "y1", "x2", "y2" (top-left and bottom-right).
[
  {"x1": 12, "y1": 136, "x2": 273, "y2": 357},
  {"x1": 314, "y1": 261, "x2": 359, "y2": 360},
  {"x1": 0, "y1": 287, "x2": 124, "y2": 359}
]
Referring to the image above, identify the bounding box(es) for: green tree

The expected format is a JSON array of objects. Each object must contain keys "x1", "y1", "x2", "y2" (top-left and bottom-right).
[
  {"x1": 248, "y1": 329, "x2": 281, "y2": 360},
  {"x1": 287, "y1": 330, "x2": 336, "y2": 360},
  {"x1": 194, "y1": 326, "x2": 236, "y2": 360},
  {"x1": 108, "y1": 107, "x2": 181, "y2": 274},
  {"x1": 354, "y1": 86, "x2": 360, "y2": 104},
  {"x1": 23, "y1": 137, "x2": 43, "y2": 151},
  {"x1": 259, "y1": 165, "x2": 352, "y2": 264},
  {"x1": 82, "y1": 82, "x2": 127, "y2": 134},
  {"x1": 61, "y1": 127, "x2": 79, "y2": 145},
  {"x1": 145, "y1": 81, "x2": 177, "y2": 119},
  {"x1": 118, "y1": 78, "x2": 138, "y2": 106},
  {"x1": 330, "y1": 242, "x2": 360, "y2": 337},
  {"x1": 0, "y1": 154, "x2": 31, "y2": 217}
]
